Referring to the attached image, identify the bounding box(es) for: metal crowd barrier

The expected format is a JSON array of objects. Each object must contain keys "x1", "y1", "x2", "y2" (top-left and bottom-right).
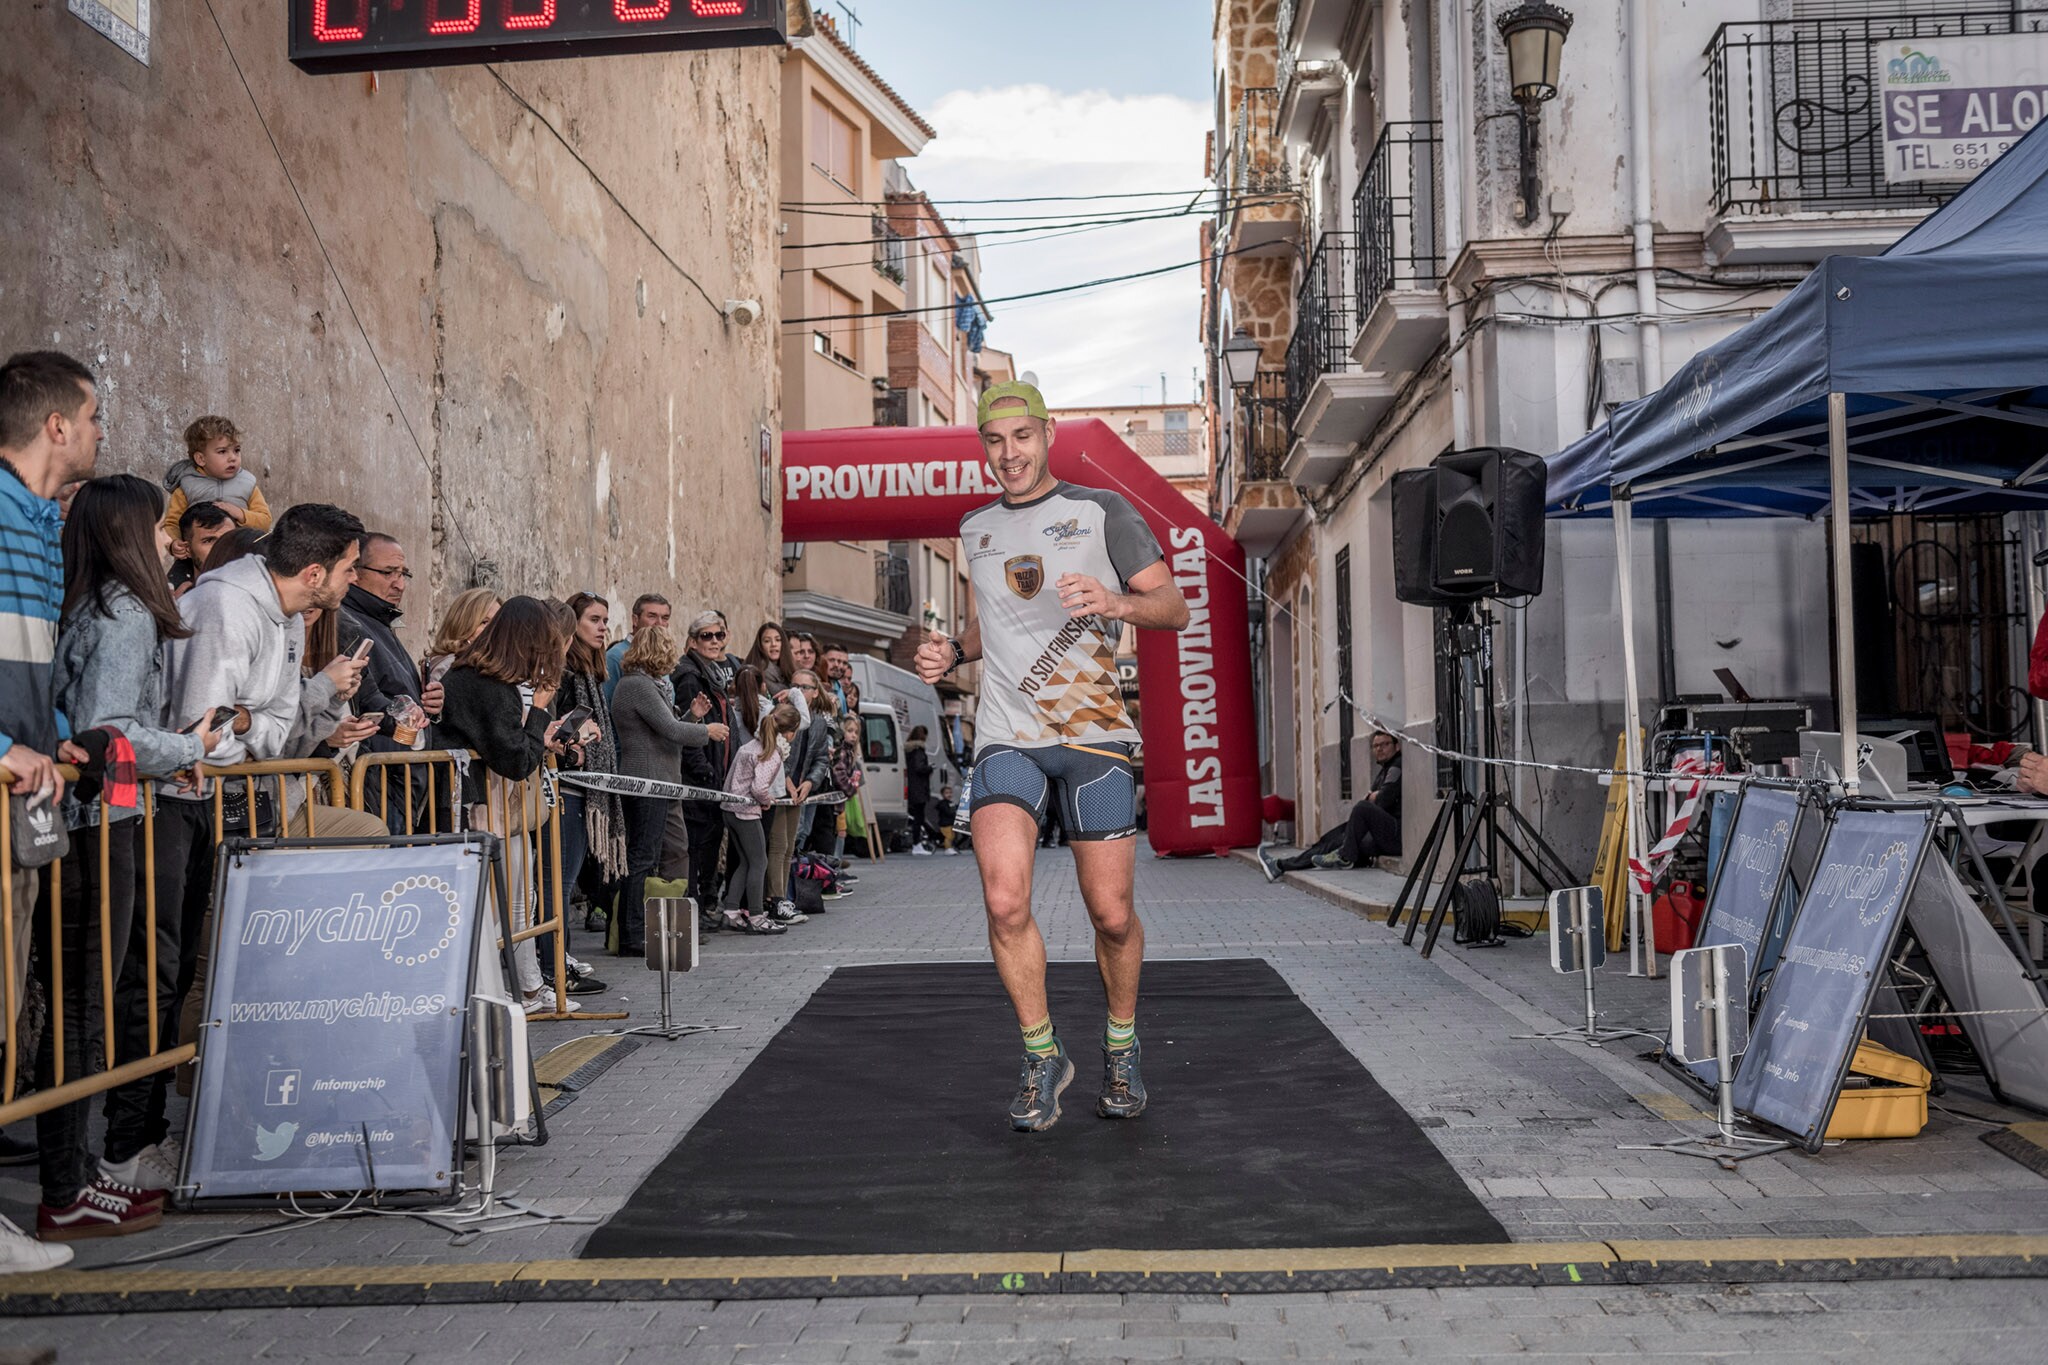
[{"x1": 0, "y1": 745, "x2": 634, "y2": 1126}]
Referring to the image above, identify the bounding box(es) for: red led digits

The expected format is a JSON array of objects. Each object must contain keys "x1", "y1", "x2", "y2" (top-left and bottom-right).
[
  {"x1": 312, "y1": 0, "x2": 368, "y2": 41},
  {"x1": 614, "y1": 1, "x2": 673, "y2": 19},
  {"x1": 691, "y1": 1, "x2": 748, "y2": 13},
  {"x1": 427, "y1": 0, "x2": 483, "y2": 34},
  {"x1": 501, "y1": 0, "x2": 557, "y2": 29}
]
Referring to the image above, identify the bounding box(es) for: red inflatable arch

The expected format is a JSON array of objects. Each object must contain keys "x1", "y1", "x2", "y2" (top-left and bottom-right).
[{"x1": 781, "y1": 421, "x2": 1259, "y2": 856}]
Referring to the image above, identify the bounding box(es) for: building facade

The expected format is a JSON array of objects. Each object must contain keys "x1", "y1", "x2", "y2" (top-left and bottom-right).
[
  {"x1": 5, "y1": 4, "x2": 790, "y2": 649},
  {"x1": 1206, "y1": 0, "x2": 2038, "y2": 867},
  {"x1": 1047, "y1": 403, "x2": 1213, "y2": 518}
]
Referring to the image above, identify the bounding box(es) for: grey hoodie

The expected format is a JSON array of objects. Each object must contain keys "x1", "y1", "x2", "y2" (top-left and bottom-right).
[
  {"x1": 54, "y1": 586, "x2": 208, "y2": 826},
  {"x1": 160, "y1": 553, "x2": 305, "y2": 795}
]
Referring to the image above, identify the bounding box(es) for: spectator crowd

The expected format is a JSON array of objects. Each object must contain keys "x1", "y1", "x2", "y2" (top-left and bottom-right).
[{"x1": 0, "y1": 349, "x2": 917, "y2": 1270}]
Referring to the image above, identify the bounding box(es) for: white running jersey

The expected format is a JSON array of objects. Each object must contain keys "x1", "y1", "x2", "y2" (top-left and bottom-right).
[{"x1": 961, "y1": 481, "x2": 1164, "y2": 748}]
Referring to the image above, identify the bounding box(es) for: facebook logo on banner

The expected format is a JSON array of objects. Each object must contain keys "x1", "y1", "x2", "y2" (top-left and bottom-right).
[{"x1": 265, "y1": 1069, "x2": 301, "y2": 1107}]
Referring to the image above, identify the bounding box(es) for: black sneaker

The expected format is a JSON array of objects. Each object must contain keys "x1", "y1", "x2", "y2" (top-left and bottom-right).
[
  {"x1": 770, "y1": 902, "x2": 809, "y2": 925},
  {"x1": 1097, "y1": 1039, "x2": 1147, "y2": 1119},
  {"x1": 1007, "y1": 1036, "x2": 1075, "y2": 1132},
  {"x1": 1255, "y1": 846, "x2": 1282, "y2": 883}
]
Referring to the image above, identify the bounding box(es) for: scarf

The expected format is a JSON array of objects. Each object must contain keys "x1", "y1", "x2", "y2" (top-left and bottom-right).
[
  {"x1": 562, "y1": 667, "x2": 629, "y2": 880},
  {"x1": 69, "y1": 727, "x2": 139, "y2": 810}
]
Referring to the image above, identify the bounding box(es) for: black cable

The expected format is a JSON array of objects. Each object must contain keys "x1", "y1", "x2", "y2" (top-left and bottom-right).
[
  {"x1": 784, "y1": 242, "x2": 1263, "y2": 326},
  {"x1": 484, "y1": 64, "x2": 726, "y2": 320},
  {"x1": 783, "y1": 193, "x2": 1267, "y2": 251},
  {"x1": 781, "y1": 187, "x2": 1223, "y2": 208},
  {"x1": 782, "y1": 196, "x2": 1250, "y2": 222},
  {"x1": 199, "y1": 0, "x2": 479, "y2": 566}
]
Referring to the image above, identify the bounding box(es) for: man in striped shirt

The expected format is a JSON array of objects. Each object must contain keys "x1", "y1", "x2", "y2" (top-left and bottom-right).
[{"x1": 0, "y1": 351, "x2": 100, "y2": 1218}]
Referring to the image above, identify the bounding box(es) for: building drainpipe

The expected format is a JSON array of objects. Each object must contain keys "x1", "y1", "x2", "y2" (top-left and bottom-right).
[
  {"x1": 1627, "y1": 0, "x2": 1662, "y2": 392},
  {"x1": 1439, "y1": 0, "x2": 1471, "y2": 449}
]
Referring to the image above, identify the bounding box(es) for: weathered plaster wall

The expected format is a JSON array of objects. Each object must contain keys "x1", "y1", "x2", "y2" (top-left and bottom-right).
[{"x1": 1, "y1": 1, "x2": 782, "y2": 650}]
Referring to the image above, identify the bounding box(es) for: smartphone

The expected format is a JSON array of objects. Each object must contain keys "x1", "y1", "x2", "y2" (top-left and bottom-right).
[
  {"x1": 557, "y1": 706, "x2": 593, "y2": 733},
  {"x1": 355, "y1": 711, "x2": 385, "y2": 725},
  {"x1": 351, "y1": 638, "x2": 375, "y2": 662},
  {"x1": 186, "y1": 705, "x2": 238, "y2": 733}
]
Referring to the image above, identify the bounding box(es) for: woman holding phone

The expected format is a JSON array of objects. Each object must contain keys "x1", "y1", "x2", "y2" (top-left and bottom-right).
[
  {"x1": 38, "y1": 475, "x2": 227, "y2": 1239},
  {"x1": 609, "y1": 625, "x2": 723, "y2": 955},
  {"x1": 437, "y1": 596, "x2": 577, "y2": 1014}
]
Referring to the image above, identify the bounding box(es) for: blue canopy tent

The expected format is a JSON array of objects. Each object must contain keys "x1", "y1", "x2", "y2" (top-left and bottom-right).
[{"x1": 1545, "y1": 117, "x2": 2048, "y2": 963}]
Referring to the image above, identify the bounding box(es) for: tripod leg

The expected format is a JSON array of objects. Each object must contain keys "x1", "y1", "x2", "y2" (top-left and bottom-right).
[
  {"x1": 1421, "y1": 806, "x2": 1489, "y2": 958},
  {"x1": 1392, "y1": 800, "x2": 1452, "y2": 937},
  {"x1": 1506, "y1": 799, "x2": 1579, "y2": 889}
]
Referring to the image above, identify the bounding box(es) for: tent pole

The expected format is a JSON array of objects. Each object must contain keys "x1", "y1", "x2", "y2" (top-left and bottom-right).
[
  {"x1": 2024, "y1": 514, "x2": 2048, "y2": 754},
  {"x1": 1829, "y1": 391, "x2": 1861, "y2": 795},
  {"x1": 1613, "y1": 494, "x2": 1657, "y2": 978}
]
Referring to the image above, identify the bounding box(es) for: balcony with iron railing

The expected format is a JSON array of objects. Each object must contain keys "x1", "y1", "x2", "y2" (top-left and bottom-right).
[
  {"x1": 1220, "y1": 368, "x2": 1308, "y2": 557},
  {"x1": 1703, "y1": 9, "x2": 2045, "y2": 260},
  {"x1": 1349, "y1": 121, "x2": 1447, "y2": 379},
  {"x1": 872, "y1": 214, "x2": 907, "y2": 284},
  {"x1": 1282, "y1": 231, "x2": 1396, "y2": 488},
  {"x1": 1275, "y1": 0, "x2": 1347, "y2": 143},
  {"x1": 1219, "y1": 86, "x2": 1301, "y2": 256}
]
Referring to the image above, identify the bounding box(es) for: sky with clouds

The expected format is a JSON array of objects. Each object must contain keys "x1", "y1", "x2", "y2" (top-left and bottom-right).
[{"x1": 847, "y1": 1, "x2": 1216, "y2": 409}]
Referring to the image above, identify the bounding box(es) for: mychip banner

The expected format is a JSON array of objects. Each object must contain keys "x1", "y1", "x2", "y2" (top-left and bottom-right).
[
  {"x1": 1732, "y1": 805, "x2": 1936, "y2": 1149},
  {"x1": 184, "y1": 841, "x2": 488, "y2": 1201},
  {"x1": 1878, "y1": 32, "x2": 2048, "y2": 182},
  {"x1": 1682, "y1": 784, "x2": 1805, "y2": 1088}
]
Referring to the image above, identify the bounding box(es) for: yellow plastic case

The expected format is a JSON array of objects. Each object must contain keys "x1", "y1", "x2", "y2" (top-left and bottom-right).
[{"x1": 1824, "y1": 1038, "x2": 1931, "y2": 1140}]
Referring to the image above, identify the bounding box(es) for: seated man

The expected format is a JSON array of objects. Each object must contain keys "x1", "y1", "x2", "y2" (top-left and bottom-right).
[{"x1": 1258, "y1": 731, "x2": 1402, "y2": 880}]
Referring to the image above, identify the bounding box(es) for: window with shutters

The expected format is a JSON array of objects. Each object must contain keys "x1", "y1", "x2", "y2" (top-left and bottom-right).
[
  {"x1": 809, "y1": 274, "x2": 860, "y2": 369},
  {"x1": 809, "y1": 95, "x2": 860, "y2": 196}
]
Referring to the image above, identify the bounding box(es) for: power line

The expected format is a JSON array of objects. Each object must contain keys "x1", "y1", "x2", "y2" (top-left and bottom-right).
[
  {"x1": 783, "y1": 193, "x2": 1272, "y2": 252},
  {"x1": 780, "y1": 187, "x2": 1224, "y2": 208},
  {"x1": 780, "y1": 209, "x2": 1201, "y2": 277},
  {"x1": 780, "y1": 195, "x2": 1271, "y2": 224},
  {"x1": 200, "y1": 0, "x2": 480, "y2": 566},
  {"x1": 484, "y1": 64, "x2": 728, "y2": 320},
  {"x1": 784, "y1": 244, "x2": 1260, "y2": 326}
]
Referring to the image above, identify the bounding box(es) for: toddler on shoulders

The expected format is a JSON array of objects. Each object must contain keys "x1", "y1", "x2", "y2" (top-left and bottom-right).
[{"x1": 162, "y1": 414, "x2": 271, "y2": 537}]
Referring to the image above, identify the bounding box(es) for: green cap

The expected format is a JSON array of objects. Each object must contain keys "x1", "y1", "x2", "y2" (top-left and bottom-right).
[{"x1": 976, "y1": 380, "x2": 1049, "y2": 428}]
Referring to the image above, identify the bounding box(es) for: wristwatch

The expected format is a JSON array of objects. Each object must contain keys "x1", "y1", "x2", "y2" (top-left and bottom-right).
[{"x1": 945, "y1": 638, "x2": 967, "y2": 676}]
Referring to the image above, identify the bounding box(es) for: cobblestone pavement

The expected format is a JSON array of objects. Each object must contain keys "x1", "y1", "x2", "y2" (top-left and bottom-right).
[
  {"x1": 3, "y1": 849, "x2": 2045, "y2": 1358},
  {"x1": 10, "y1": 1278, "x2": 2048, "y2": 1362}
]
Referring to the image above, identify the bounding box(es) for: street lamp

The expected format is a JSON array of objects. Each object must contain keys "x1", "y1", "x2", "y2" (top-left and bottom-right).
[
  {"x1": 1496, "y1": 2, "x2": 1573, "y2": 225},
  {"x1": 1221, "y1": 325, "x2": 1263, "y2": 390}
]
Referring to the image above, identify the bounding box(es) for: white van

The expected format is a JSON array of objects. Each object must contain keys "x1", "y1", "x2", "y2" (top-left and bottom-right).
[{"x1": 846, "y1": 655, "x2": 967, "y2": 849}]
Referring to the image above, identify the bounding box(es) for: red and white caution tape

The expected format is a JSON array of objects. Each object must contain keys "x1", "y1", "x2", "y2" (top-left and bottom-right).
[{"x1": 1628, "y1": 752, "x2": 1723, "y2": 894}]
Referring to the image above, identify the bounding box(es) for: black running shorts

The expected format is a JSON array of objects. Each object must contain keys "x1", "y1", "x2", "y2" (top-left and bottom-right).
[{"x1": 968, "y1": 742, "x2": 1137, "y2": 841}]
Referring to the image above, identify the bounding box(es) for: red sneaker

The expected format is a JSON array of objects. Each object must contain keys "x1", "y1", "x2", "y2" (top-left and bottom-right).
[{"x1": 37, "y1": 1179, "x2": 164, "y2": 1241}]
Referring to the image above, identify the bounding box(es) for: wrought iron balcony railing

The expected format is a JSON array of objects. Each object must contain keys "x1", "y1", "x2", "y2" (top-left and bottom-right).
[
  {"x1": 1352, "y1": 122, "x2": 1444, "y2": 322},
  {"x1": 1284, "y1": 231, "x2": 1360, "y2": 430},
  {"x1": 1706, "y1": 10, "x2": 2045, "y2": 217},
  {"x1": 1226, "y1": 86, "x2": 1290, "y2": 203},
  {"x1": 874, "y1": 551, "x2": 912, "y2": 616},
  {"x1": 1237, "y1": 369, "x2": 1292, "y2": 484},
  {"x1": 872, "y1": 215, "x2": 907, "y2": 283}
]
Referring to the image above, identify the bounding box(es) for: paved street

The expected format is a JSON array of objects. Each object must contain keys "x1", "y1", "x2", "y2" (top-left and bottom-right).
[{"x1": 5, "y1": 850, "x2": 2046, "y2": 1360}]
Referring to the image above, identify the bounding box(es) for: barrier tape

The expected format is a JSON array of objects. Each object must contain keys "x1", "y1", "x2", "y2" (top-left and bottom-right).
[
  {"x1": 557, "y1": 770, "x2": 846, "y2": 807},
  {"x1": 1627, "y1": 752, "x2": 1722, "y2": 894}
]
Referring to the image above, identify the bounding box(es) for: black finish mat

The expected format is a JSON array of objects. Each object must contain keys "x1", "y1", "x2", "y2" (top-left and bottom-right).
[{"x1": 583, "y1": 958, "x2": 1504, "y2": 1257}]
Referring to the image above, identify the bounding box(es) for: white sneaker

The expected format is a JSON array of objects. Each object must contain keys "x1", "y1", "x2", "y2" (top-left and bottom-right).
[
  {"x1": 524, "y1": 987, "x2": 581, "y2": 1016},
  {"x1": 0, "y1": 1214, "x2": 73, "y2": 1274},
  {"x1": 104, "y1": 1138, "x2": 181, "y2": 1197},
  {"x1": 565, "y1": 954, "x2": 596, "y2": 981},
  {"x1": 941, "y1": 846, "x2": 960, "y2": 856},
  {"x1": 910, "y1": 844, "x2": 933, "y2": 856}
]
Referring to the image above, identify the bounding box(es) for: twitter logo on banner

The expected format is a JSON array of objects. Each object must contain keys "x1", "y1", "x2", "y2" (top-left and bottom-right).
[{"x1": 253, "y1": 1121, "x2": 299, "y2": 1162}]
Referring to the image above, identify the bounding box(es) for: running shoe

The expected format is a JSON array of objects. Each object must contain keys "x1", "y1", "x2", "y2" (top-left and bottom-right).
[
  {"x1": 1096, "y1": 1039, "x2": 1148, "y2": 1119},
  {"x1": 910, "y1": 844, "x2": 933, "y2": 857},
  {"x1": 1007, "y1": 1035, "x2": 1075, "y2": 1133},
  {"x1": 1255, "y1": 846, "x2": 1282, "y2": 883},
  {"x1": 1310, "y1": 850, "x2": 1353, "y2": 871}
]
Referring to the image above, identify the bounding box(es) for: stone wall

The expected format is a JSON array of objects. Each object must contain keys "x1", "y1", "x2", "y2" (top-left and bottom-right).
[{"x1": 2, "y1": 2, "x2": 784, "y2": 651}]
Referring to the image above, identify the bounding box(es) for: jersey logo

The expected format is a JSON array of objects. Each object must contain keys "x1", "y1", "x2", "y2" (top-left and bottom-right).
[
  {"x1": 1005, "y1": 555, "x2": 1045, "y2": 599},
  {"x1": 1042, "y1": 517, "x2": 1091, "y2": 544},
  {"x1": 978, "y1": 533, "x2": 992, "y2": 549}
]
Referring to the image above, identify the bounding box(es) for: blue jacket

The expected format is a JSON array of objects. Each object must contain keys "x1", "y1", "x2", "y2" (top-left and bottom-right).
[{"x1": 0, "y1": 460, "x2": 66, "y2": 762}]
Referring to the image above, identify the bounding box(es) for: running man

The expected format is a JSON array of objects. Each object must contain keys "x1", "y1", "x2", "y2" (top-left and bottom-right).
[{"x1": 915, "y1": 381, "x2": 1189, "y2": 1131}]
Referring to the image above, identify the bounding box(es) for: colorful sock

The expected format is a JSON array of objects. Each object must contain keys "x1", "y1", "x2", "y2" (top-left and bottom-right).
[
  {"x1": 1021, "y1": 1018, "x2": 1057, "y2": 1057},
  {"x1": 1105, "y1": 1013, "x2": 1136, "y2": 1051}
]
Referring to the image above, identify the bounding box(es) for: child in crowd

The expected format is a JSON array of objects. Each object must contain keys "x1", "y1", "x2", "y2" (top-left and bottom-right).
[
  {"x1": 161, "y1": 415, "x2": 271, "y2": 538},
  {"x1": 166, "y1": 500, "x2": 234, "y2": 596}
]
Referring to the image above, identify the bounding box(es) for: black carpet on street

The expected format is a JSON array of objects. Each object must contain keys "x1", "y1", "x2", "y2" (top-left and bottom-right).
[{"x1": 582, "y1": 957, "x2": 1504, "y2": 1257}]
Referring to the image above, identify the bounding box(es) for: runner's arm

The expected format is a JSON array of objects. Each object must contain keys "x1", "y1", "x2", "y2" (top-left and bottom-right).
[
  {"x1": 914, "y1": 620, "x2": 979, "y2": 684},
  {"x1": 1056, "y1": 561, "x2": 1189, "y2": 632}
]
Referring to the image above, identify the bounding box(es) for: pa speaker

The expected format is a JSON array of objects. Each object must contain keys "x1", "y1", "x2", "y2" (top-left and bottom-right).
[{"x1": 1391, "y1": 447, "x2": 1548, "y2": 605}]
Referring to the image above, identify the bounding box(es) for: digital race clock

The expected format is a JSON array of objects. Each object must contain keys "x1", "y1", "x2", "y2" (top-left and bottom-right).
[{"x1": 288, "y1": 1, "x2": 788, "y2": 74}]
